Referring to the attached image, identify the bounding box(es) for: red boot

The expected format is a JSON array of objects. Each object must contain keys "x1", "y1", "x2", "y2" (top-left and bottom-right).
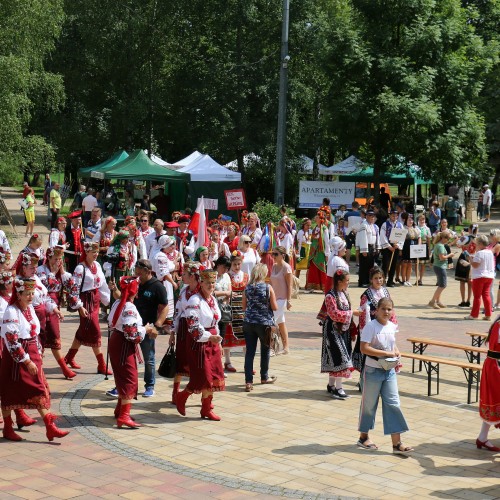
[
  {"x1": 114, "y1": 399, "x2": 135, "y2": 421},
  {"x1": 57, "y1": 358, "x2": 77, "y2": 379},
  {"x1": 176, "y1": 389, "x2": 192, "y2": 416},
  {"x1": 117, "y1": 403, "x2": 141, "y2": 429},
  {"x1": 2, "y1": 415, "x2": 22, "y2": 441},
  {"x1": 43, "y1": 413, "x2": 70, "y2": 441},
  {"x1": 64, "y1": 348, "x2": 81, "y2": 369},
  {"x1": 96, "y1": 353, "x2": 112, "y2": 375},
  {"x1": 14, "y1": 409, "x2": 37, "y2": 429},
  {"x1": 171, "y1": 382, "x2": 180, "y2": 405},
  {"x1": 200, "y1": 396, "x2": 221, "y2": 421}
]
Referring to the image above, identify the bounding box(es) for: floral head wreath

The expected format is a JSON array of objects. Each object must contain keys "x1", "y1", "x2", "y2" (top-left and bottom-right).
[
  {"x1": 183, "y1": 261, "x2": 201, "y2": 277},
  {"x1": 14, "y1": 277, "x2": 36, "y2": 293},
  {"x1": 21, "y1": 253, "x2": 39, "y2": 267},
  {"x1": 228, "y1": 222, "x2": 240, "y2": 233},
  {"x1": 231, "y1": 250, "x2": 243, "y2": 259},
  {"x1": 0, "y1": 271, "x2": 14, "y2": 285},
  {"x1": 171, "y1": 211, "x2": 182, "y2": 221},
  {"x1": 200, "y1": 269, "x2": 217, "y2": 284},
  {"x1": 0, "y1": 250, "x2": 11, "y2": 264},
  {"x1": 46, "y1": 246, "x2": 64, "y2": 259},
  {"x1": 208, "y1": 218, "x2": 220, "y2": 228},
  {"x1": 83, "y1": 242, "x2": 99, "y2": 253},
  {"x1": 319, "y1": 205, "x2": 331, "y2": 216}
]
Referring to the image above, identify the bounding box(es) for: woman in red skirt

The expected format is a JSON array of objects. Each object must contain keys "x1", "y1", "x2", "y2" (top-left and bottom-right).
[
  {"x1": 222, "y1": 253, "x2": 249, "y2": 372},
  {"x1": 64, "y1": 242, "x2": 112, "y2": 374},
  {"x1": 476, "y1": 317, "x2": 500, "y2": 451},
  {"x1": 1, "y1": 277, "x2": 69, "y2": 442},
  {"x1": 0, "y1": 270, "x2": 14, "y2": 426},
  {"x1": 108, "y1": 276, "x2": 151, "y2": 428},
  {"x1": 171, "y1": 261, "x2": 200, "y2": 404},
  {"x1": 176, "y1": 269, "x2": 225, "y2": 421},
  {"x1": 36, "y1": 246, "x2": 76, "y2": 379}
]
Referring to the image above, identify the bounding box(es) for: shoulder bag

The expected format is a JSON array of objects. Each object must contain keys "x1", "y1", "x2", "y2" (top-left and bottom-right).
[
  {"x1": 265, "y1": 285, "x2": 282, "y2": 354},
  {"x1": 217, "y1": 293, "x2": 233, "y2": 323}
]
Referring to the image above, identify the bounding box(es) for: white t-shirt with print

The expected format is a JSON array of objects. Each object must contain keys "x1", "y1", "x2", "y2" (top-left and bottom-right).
[{"x1": 361, "y1": 319, "x2": 398, "y2": 369}]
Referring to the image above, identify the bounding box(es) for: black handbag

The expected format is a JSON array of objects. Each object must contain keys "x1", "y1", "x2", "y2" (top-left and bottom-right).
[
  {"x1": 158, "y1": 346, "x2": 176, "y2": 378},
  {"x1": 217, "y1": 295, "x2": 233, "y2": 323}
]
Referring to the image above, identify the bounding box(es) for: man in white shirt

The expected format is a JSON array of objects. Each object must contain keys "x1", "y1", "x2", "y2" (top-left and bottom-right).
[
  {"x1": 356, "y1": 210, "x2": 381, "y2": 287},
  {"x1": 482, "y1": 184, "x2": 492, "y2": 222},
  {"x1": 145, "y1": 219, "x2": 166, "y2": 259},
  {"x1": 81, "y1": 188, "x2": 98, "y2": 227},
  {"x1": 379, "y1": 210, "x2": 404, "y2": 287},
  {"x1": 85, "y1": 207, "x2": 102, "y2": 241}
]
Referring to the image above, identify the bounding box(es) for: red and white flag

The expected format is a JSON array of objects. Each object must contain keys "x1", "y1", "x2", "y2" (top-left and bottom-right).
[{"x1": 189, "y1": 196, "x2": 209, "y2": 251}]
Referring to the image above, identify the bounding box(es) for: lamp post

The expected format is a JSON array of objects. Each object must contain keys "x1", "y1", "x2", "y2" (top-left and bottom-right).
[{"x1": 274, "y1": 0, "x2": 290, "y2": 207}]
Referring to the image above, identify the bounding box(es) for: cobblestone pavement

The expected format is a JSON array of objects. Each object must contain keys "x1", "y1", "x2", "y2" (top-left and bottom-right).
[{"x1": 1, "y1": 187, "x2": 500, "y2": 499}]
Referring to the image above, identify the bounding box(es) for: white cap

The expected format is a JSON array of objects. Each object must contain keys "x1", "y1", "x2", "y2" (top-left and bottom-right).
[{"x1": 158, "y1": 235, "x2": 174, "y2": 249}]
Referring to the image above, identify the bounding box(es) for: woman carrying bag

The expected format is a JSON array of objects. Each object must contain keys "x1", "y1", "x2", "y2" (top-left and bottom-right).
[{"x1": 242, "y1": 263, "x2": 278, "y2": 392}]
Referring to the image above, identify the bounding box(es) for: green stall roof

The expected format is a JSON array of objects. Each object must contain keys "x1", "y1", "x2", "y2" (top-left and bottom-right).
[{"x1": 78, "y1": 150, "x2": 129, "y2": 177}]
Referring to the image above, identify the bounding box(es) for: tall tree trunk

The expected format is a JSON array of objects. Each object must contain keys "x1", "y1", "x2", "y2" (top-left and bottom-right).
[{"x1": 373, "y1": 153, "x2": 382, "y2": 204}]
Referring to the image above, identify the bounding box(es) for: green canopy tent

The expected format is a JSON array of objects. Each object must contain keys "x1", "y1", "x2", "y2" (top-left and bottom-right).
[
  {"x1": 78, "y1": 150, "x2": 129, "y2": 177},
  {"x1": 101, "y1": 149, "x2": 190, "y2": 211}
]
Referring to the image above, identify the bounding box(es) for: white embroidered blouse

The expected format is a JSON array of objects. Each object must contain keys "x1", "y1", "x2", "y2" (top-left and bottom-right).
[
  {"x1": 69, "y1": 262, "x2": 110, "y2": 310},
  {"x1": 108, "y1": 301, "x2": 146, "y2": 343}
]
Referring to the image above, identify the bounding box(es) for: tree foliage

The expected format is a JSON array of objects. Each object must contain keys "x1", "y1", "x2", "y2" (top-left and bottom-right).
[{"x1": 0, "y1": 0, "x2": 64, "y2": 183}]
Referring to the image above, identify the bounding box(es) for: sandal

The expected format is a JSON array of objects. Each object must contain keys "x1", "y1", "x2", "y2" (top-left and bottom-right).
[
  {"x1": 261, "y1": 376, "x2": 277, "y2": 384},
  {"x1": 393, "y1": 442, "x2": 414, "y2": 455},
  {"x1": 245, "y1": 383, "x2": 253, "y2": 392},
  {"x1": 357, "y1": 438, "x2": 378, "y2": 450}
]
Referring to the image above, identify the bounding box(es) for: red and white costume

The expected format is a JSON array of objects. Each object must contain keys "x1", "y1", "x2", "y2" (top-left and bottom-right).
[{"x1": 184, "y1": 293, "x2": 224, "y2": 393}]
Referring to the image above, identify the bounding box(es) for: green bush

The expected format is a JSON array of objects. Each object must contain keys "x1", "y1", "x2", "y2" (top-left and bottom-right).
[
  {"x1": 0, "y1": 157, "x2": 23, "y2": 186},
  {"x1": 252, "y1": 199, "x2": 282, "y2": 225}
]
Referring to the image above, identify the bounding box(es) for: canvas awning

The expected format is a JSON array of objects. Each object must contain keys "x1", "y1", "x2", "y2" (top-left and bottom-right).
[{"x1": 78, "y1": 150, "x2": 130, "y2": 177}]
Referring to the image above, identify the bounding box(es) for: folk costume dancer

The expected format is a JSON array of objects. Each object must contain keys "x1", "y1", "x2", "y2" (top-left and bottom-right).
[
  {"x1": 176, "y1": 269, "x2": 225, "y2": 421},
  {"x1": 49, "y1": 217, "x2": 68, "y2": 248},
  {"x1": 295, "y1": 218, "x2": 312, "y2": 279},
  {"x1": 108, "y1": 276, "x2": 149, "y2": 428},
  {"x1": 305, "y1": 214, "x2": 330, "y2": 292},
  {"x1": 171, "y1": 262, "x2": 201, "y2": 404},
  {"x1": 64, "y1": 242, "x2": 112, "y2": 374},
  {"x1": 65, "y1": 210, "x2": 85, "y2": 274},
  {"x1": 1, "y1": 277, "x2": 69, "y2": 442}
]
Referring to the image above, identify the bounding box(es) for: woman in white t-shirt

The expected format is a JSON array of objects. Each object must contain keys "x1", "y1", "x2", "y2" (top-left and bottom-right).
[
  {"x1": 238, "y1": 235, "x2": 260, "y2": 276},
  {"x1": 465, "y1": 235, "x2": 495, "y2": 320},
  {"x1": 357, "y1": 297, "x2": 413, "y2": 454}
]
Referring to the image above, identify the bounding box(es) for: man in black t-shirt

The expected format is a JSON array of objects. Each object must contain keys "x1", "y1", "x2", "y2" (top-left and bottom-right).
[{"x1": 134, "y1": 259, "x2": 169, "y2": 397}]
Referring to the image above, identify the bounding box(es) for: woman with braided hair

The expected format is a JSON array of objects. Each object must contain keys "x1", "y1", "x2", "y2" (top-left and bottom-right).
[
  {"x1": 1, "y1": 277, "x2": 69, "y2": 442},
  {"x1": 36, "y1": 246, "x2": 76, "y2": 379},
  {"x1": 64, "y1": 241, "x2": 111, "y2": 374},
  {"x1": 108, "y1": 276, "x2": 152, "y2": 428}
]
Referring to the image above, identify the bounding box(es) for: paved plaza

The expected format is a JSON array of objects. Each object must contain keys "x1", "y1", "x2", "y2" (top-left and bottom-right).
[{"x1": 0, "y1": 188, "x2": 500, "y2": 499}]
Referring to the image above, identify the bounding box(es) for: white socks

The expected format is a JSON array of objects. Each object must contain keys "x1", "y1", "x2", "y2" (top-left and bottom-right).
[
  {"x1": 334, "y1": 377, "x2": 343, "y2": 390},
  {"x1": 224, "y1": 348, "x2": 231, "y2": 364},
  {"x1": 478, "y1": 421, "x2": 491, "y2": 442}
]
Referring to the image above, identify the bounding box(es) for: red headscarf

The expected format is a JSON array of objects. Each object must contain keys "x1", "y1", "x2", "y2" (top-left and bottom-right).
[{"x1": 111, "y1": 276, "x2": 139, "y2": 328}]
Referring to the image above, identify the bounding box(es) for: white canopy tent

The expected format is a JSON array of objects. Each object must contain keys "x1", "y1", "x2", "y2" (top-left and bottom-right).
[
  {"x1": 318, "y1": 155, "x2": 365, "y2": 175},
  {"x1": 224, "y1": 153, "x2": 261, "y2": 171},
  {"x1": 173, "y1": 153, "x2": 241, "y2": 182},
  {"x1": 300, "y1": 155, "x2": 327, "y2": 175},
  {"x1": 150, "y1": 153, "x2": 170, "y2": 166},
  {"x1": 176, "y1": 150, "x2": 204, "y2": 167}
]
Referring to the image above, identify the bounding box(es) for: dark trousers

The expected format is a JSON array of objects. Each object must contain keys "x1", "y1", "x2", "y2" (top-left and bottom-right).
[
  {"x1": 358, "y1": 247, "x2": 376, "y2": 286},
  {"x1": 382, "y1": 248, "x2": 397, "y2": 285},
  {"x1": 50, "y1": 209, "x2": 59, "y2": 229},
  {"x1": 243, "y1": 322, "x2": 271, "y2": 383}
]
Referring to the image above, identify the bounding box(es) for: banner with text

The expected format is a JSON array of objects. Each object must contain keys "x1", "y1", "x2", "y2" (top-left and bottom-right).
[{"x1": 298, "y1": 180, "x2": 356, "y2": 208}]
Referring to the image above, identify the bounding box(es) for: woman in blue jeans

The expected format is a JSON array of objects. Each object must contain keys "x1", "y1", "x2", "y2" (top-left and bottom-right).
[
  {"x1": 241, "y1": 263, "x2": 278, "y2": 392},
  {"x1": 358, "y1": 297, "x2": 413, "y2": 454}
]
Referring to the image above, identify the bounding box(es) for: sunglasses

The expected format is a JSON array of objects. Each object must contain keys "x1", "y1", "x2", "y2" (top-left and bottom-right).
[
  {"x1": 141, "y1": 219, "x2": 148, "y2": 222},
  {"x1": 243, "y1": 241, "x2": 250, "y2": 245},
  {"x1": 272, "y1": 252, "x2": 280, "y2": 256}
]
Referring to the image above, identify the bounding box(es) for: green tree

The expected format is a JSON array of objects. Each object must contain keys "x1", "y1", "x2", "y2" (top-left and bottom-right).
[
  {"x1": 0, "y1": 0, "x2": 64, "y2": 183},
  {"x1": 323, "y1": 0, "x2": 496, "y2": 199}
]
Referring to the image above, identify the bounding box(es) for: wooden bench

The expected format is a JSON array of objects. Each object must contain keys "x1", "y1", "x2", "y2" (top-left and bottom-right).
[
  {"x1": 407, "y1": 337, "x2": 487, "y2": 370},
  {"x1": 401, "y1": 352, "x2": 482, "y2": 404},
  {"x1": 465, "y1": 331, "x2": 488, "y2": 348}
]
